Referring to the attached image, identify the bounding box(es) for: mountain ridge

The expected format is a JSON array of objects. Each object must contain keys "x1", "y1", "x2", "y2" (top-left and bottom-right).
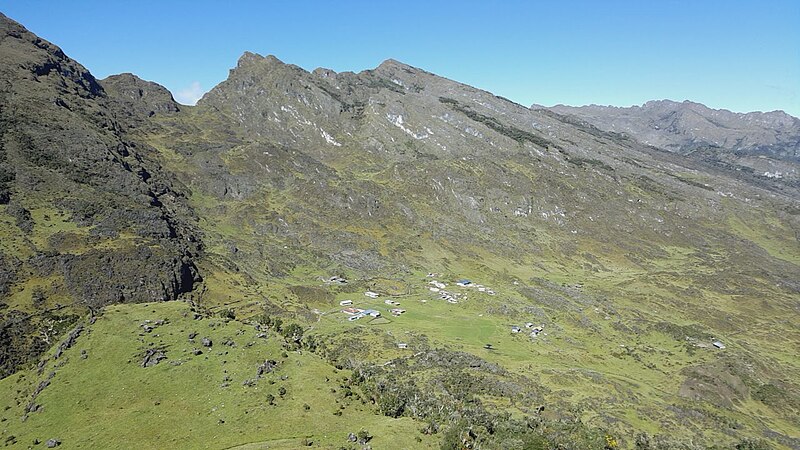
[
  {"x1": 0, "y1": 13, "x2": 798, "y2": 449},
  {"x1": 544, "y1": 99, "x2": 798, "y2": 119}
]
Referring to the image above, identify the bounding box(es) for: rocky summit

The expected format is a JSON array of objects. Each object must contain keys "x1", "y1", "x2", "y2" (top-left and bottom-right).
[{"x1": 0, "y1": 13, "x2": 798, "y2": 450}]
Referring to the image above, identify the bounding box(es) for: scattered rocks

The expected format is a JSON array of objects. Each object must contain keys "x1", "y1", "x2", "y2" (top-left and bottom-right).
[
  {"x1": 46, "y1": 438, "x2": 61, "y2": 447},
  {"x1": 54, "y1": 325, "x2": 83, "y2": 359},
  {"x1": 141, "y1": 319, "x2": 168, "y2": 334},
  {"x1": 188, "y1": 332, "x2": 198, "y2": 340},
  {"x1": 141, "y1": 348, "x2": 167, "y2": 368},
  {"x1": 202, "y1": 337, "x2": 213, "y2": 347},
  {"x1": 357, "y1": 430, "x2": 373, "y2": 445},
  {"x1": 256, "y1": 360, "x2": 278, "y2": 377},
  {"x1": 348, "y1": 432, "x2": 357, "y2": 442},
  {"x1": 192, "y1": 349, "x2": 203, "y2": 356},
  {"x1": 25, "y1": 403, "x2": 41, "y2": 413},
  {"x1": 24, "y1": 371, "x2": 55, "y2": 418}
]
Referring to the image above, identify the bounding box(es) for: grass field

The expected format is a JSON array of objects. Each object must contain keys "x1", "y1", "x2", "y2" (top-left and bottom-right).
[{"x1": 0, "y1": 302, "x2": 438, "y2": 449}]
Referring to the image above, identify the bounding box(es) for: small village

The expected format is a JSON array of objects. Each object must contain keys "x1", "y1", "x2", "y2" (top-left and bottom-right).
[
  {"x1": 328, "y1": 274, "x2": 550, "y2": 348},
  {"x1": 325, "y1": 274, "x2": 730, "y2": 358}
]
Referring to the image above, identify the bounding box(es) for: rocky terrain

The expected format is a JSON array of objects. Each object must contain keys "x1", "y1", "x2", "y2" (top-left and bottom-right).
[
  {"x1": 0, "y1": 13, "x2": 201, "y2": 376},
  {"x1": 0, "y1": 13, "x2": 798, "y2": 449},
  {"x1": 543, "y1": 100, "x2": 800, "y2": 185}
]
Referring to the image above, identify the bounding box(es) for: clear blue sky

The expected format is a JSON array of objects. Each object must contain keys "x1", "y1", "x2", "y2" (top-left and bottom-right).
[{"x1": 2, "y1": 0, "x2": 798, "y2": 116}]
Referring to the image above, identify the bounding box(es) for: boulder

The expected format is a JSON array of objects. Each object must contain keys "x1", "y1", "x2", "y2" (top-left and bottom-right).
[{"x1": 141, "y1": 348, "x2": 167, "y2": 367}]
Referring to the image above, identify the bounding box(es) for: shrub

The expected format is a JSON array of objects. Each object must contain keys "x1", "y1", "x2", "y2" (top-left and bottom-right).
[
  {"x1": 356, "y1": 429, "x2": 372, "y2": 444},
  {"x1": 218, "y1": 308, "x2": 235, "y2": 320}
]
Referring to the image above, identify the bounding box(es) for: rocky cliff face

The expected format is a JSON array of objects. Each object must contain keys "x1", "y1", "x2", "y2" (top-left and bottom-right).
[
  {"x1": 543, "y1": 100, "x2": 800, "y2": 182},
  {"x1": 0, "y1": 13, "x2": 201, "y2": 375}
]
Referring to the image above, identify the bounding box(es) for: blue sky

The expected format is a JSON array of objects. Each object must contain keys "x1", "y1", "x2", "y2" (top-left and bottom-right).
[{"x1": 2, "y1": 1, "x2": 798, "y2": 116}]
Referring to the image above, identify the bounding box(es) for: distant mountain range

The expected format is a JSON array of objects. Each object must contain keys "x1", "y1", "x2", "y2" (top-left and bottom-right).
[
  {"x1": 541, "y1": 100, "x2": 800, "y2": 183},
  {"x1": 1, "y1": 12, "x2": 798, "y2": 449}
]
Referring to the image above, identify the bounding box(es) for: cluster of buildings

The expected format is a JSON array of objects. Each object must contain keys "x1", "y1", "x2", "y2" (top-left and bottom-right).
[
  {"x1": 339, "y1": 292, "x2": 407, "y2": 322},
  {"x1": 427, "y1": 279, "x2": 462, "y2": 304},
  {"x1": 383, "y1": 299, "x2": 406, "y2": 316},
  {"x1": 455, "y1": 279, "x2": 496, "y2": 295},
  {"x1": 331, "y1": 273, "x2": 569, "y2": 350},
  {"x1": 342, "y1": 307, "x2": 381, "y2": 321},
  {"x1": 426, "y1": 277, "x2": 497, "y2": 305}
]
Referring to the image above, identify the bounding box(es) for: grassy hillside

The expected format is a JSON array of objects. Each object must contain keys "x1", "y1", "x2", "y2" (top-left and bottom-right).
[{"x1": 0, "y1": 301, "x2": 438, "y2": 449}]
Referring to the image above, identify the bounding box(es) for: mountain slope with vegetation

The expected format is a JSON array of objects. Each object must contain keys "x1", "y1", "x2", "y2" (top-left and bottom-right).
[
  {"x1": 0, "y1": 13, "x2": 798, "y2": 449},
  {"x1": 0, "y1": 13, "x2": 202, "y2": 379}
]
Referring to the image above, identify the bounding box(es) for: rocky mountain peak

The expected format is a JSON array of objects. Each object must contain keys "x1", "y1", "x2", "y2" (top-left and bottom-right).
[
  {"x1": 100, "y1": 73, "x2": 180, "y2": 124},
  {"x1": 312, "y1": 67, "x2": 337, "y2": 79},
  {"x1": 371, "y1": 58, "x2": 428, "y2": 86},
  {"x1": 218, "y1": 52, "x2": 305, "y2": 93},
  {"x1": 236, "y1": 51, "x2": 285, "y2": 68},
  {"x1": 0, "y1": 13, "x2": 102, "y2": 99},
  {"x1": 375, "y1": 58, "x2": 416, "y2": 72}
]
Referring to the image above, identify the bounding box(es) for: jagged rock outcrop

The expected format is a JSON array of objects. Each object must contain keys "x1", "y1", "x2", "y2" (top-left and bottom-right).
[
  {"x1": 0, "y1": 13, "x2": 201, "y2": 375},
  {"x1": 100, "y1": 73, "x2": 180, "y2": 127}
]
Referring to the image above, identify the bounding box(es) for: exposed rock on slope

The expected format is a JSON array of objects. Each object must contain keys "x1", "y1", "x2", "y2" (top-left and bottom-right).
[
  {"x1": 163, "y1": 52, "x2": 800, "y2": 281},
  {"x1": 545, "y1": 100, "x2": 800, "y2": 156},
  {"x1": 0, "y1": 13, "x2": 201, "y2": 375},
  {"x1": 542, "y1": 100, "x2": 800, "y2": 182},
  {"x1": 100, "y1": 73, "x2": 180, "y2": 128},
  {"x1": 136, "y1": 52, "x2": 800, "y2": 447}
]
